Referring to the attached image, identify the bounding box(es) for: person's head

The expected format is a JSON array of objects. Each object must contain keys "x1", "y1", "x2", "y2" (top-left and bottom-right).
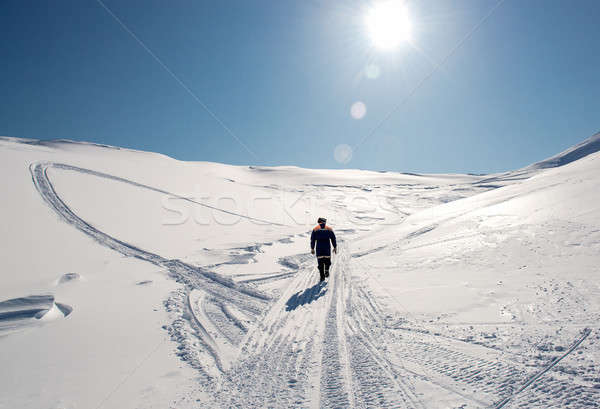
[{"x1": 317, "y1": 217, "x2": 326, "y2": 228}]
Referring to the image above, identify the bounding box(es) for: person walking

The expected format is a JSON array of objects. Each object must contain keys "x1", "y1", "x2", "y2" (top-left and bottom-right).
[{"x1": 310, "y1": 217, "x2": 337, "y2": 282}]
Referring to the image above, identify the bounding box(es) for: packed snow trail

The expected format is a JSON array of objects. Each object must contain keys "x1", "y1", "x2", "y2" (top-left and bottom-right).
[
  {"x1": 29, "y1": 160, "x2": 599, "y2": 408},
  {"x1": 203, "y1": 245, "x2": 426, "y2": 408}
]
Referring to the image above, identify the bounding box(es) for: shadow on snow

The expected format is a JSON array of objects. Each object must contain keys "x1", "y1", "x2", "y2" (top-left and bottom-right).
[{"x1": 285, "y1": 281, "x2": 328, "y2": 311}]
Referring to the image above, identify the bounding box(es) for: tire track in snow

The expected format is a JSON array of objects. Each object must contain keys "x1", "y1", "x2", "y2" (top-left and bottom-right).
[
  {"x1": 33, "y1": 160, "x2": 595, "y2": 408},
  {"x1": 208, "y1": 258, "x2": 321, "y2": 407},
  {"x1": 30, "y1": 161, "x2": 271, "y2": 376},
  {"x1": 319, "y1": 250, "x2": 353, "y2": 408},
  {"x1": 26, "y1": 159, "x2": 507, "y2": 406},
  {"x1": 493, "y1": 328, "x2": 593, "y2": 409},
  {"x1": 352, "y1": 278, "x2": 525, "y2": 406},
  {"x1": 353, "y1": 280, "x2": 600, "y2": 408},
  {"x1": 44, "y1": 162, "x2": 285, "y2": 226},
  {"x1": 315, "y1": 247, "x2": 425, "y2": 409},
  {"x1": 343, "y1": 263, "x2": 425, "y2": 408}
]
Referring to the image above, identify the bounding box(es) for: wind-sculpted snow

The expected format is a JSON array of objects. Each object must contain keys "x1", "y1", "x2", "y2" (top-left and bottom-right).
[
  {"x1": 0, "y1": 294, "x2": 72, "y2": 336},
  {"x1": 0, "y1": 295, "x2": 55, "y2": 321},
  {"x1": 57, "y1": 272, "x2": 80, "y2": 284}
]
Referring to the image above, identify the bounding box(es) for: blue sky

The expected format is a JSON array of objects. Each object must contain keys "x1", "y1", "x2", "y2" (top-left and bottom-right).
[{"x1": 1, "y1": 0, "x2": 599, "y2": 173}]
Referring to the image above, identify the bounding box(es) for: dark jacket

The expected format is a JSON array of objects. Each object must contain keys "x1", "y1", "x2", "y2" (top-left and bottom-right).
[{"x1": 310, "y1": 224, "x2": 337, "y2": 257}]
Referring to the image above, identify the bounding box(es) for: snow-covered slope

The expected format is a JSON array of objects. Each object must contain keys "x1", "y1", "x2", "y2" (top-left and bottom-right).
[
  {"x1": 0, "y1": 135, "x2": 598, "y2": 409},
  {"x1": 528, "y1": 131, "x2": 600, "y2": 169},
  {"x1": 471, "y1": 131, "x2": 600, "y2": 190}
]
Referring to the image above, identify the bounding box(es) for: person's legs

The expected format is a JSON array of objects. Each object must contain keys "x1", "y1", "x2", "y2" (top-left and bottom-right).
[
  {"x1": 323, "y1": 258, "x2": 331, "y2": 277},
  {"x1": 317, "y1": 258, "x2": 326, "y2": 281}
]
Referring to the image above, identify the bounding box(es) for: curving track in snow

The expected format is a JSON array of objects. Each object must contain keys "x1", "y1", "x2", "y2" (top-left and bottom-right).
[
  {"x1": 30, "y1": 161, "x2": 272, "y2": 377},
  {"x1": 30, "y1": 161, "x2": 598, "y2": 408}
]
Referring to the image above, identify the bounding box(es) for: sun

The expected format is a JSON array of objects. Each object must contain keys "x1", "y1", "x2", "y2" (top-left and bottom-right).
[{"x1": 365, "y1": 1, "x2": 411, "y2": 50}]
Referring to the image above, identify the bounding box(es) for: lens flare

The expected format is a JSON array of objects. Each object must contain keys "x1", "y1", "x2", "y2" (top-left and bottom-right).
[
  {"x1": 334, "y1": 144, "x2": 353, "y2": 164},
  {"x1": 350, "y1": 101, "x2": 367, "y2": 119},
  {"x1": 365, "y1": 64, "x2": 381, "y2": 79}
]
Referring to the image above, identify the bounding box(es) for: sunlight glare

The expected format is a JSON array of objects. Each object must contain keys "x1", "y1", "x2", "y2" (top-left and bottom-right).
[{"x1": 365, "y1": 1, "x2": 411, "y2": 50}]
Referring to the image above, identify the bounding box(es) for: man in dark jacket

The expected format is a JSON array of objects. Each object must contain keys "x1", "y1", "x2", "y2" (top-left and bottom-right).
[{"x1": 310, "y1": 217, "x2": 337, "y2": 281}]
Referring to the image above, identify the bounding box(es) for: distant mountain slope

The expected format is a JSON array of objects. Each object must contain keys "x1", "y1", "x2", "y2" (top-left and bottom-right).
[
  {"x1": 527, "y1": 131, "x2": 600, "y2": 169},
  {"x1": 472, "y1": 131, "x2": 600, "y2": 188}
]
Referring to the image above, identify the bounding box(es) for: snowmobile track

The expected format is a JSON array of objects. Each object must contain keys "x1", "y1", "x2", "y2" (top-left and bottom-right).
[
  {"x1": 493, "y1": 328, "x2": 593, "y2": 409},
  {"x1": 29, "y1": 160, "x2": 599, "y2": 408},
  {"x1": 30, "y1": 161, "x2": 270, "y2": 373}
]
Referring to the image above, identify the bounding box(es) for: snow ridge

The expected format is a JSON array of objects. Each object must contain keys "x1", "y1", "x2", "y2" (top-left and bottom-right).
[{"x1": 529, "y1": 131, "x2": 600, "y2": 169}]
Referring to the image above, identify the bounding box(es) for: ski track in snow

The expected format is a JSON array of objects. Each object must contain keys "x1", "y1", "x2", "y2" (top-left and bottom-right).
[{"x1": 29, "y1": 161, "x2": 599, "y2": 408}]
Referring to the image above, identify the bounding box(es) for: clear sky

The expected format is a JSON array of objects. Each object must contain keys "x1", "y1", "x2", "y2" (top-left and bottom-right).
[{"x1": 1, "y1": 0, "x2": 599, "y2": 174}]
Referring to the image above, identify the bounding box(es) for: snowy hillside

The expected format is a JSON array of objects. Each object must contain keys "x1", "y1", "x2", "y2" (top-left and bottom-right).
[
  {"x1": 528, "y1": 131, "x2": 600, "y2": 169},
  {"x1": 0, "y1": 135, "x2": 598, "y2": 408}
]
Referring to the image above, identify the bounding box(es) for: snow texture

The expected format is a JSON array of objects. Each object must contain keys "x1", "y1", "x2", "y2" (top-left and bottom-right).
[{"x1": 1, "y1": 134, "x2": 599, "y2": 408}]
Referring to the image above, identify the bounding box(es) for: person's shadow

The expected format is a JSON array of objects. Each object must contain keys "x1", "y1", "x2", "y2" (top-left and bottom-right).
[{"x1": 285, "y1": 281, "x2": 328, "y2": 311}]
